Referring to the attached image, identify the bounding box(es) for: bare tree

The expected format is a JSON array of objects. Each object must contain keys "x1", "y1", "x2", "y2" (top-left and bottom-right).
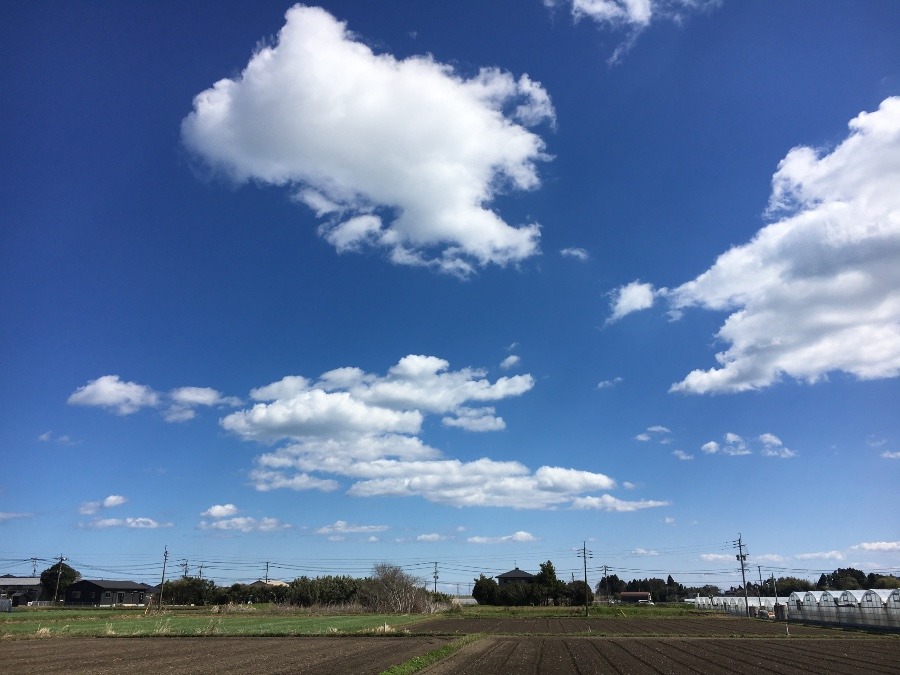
[{"x1": 364, "y1": 563, "x2": 426, "y2": 613}]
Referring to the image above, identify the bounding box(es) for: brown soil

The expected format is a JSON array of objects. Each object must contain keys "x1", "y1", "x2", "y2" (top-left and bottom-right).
[
  {"x1": 411, "y1": 616, "x2": 836, "y2": 637},
  {"x1": 421, "y1": 636, "x2": 900, "y2": 674},
  {"x1": 1, "y1": 636, "x2": 452, "y2": 675}
]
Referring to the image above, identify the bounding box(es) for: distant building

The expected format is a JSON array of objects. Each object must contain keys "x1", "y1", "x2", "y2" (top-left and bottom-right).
[
  {"x1": 248, "y1": 579, "x2": 289, "y2": 589},
  {"x1": 65, "y1": 580, "x2": 152, "y2": 607},
  {"x1": 0, "y1": 576, "x2": 42, "y2": 606},
  {"x1": 496, "y1": 568, "x2": 535, "y2": 586},
  {"x1": 620, "y1": 591, "x2": 652, "y2": 603}
]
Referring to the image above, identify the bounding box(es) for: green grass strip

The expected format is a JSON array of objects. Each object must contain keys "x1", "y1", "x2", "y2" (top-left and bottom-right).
[{"x1": 380, "y1": 633, "x2": 486, "y2": 675}]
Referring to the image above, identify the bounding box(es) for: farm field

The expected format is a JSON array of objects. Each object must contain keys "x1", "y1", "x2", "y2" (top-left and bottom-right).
[
  {"x1": 411, "y1": 615, "x2": 833, "y2": 637},
  {"x1": 1, "y1": 636, "x2": 454, "y2": 675},
  {"x1": 0, "y1": 608, "x2": 428, "y2": 638},
  {"x1": 4, "y1": 610, "x2": 899, "y2": 674},
  {"x1": 419, "y1": 636, "x2": 900, "y2": 674}
]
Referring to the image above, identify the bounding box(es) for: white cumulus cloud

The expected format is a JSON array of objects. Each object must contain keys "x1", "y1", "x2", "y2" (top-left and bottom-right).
[
  {"x1": 607, "y1": 281, "x2": 658, "y2": 323},
  {"x1": 417, "y1": 533, "x2": 447, "y2": 542},
  {"x1": 182, "y1": 5, "x2": 554, "y2": 275},
  {"x1": 201, "y1": 504, "x2": 239, "y2": 518},
  {"x1": 68, "y1": 375, "x2": 159, "y2": 415},
  {"x1": 665, "y1": 98, "x2": 900, "y2": 394}
]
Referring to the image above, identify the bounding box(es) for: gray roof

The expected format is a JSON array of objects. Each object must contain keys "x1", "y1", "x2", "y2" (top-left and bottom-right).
[
  {"x1": 70, "y1": 580, "x2": 152, "y2": 591},
  {"x1": 497, "y1": 568, "x2": 534, "y2": 579},
  {"x1": 0, "y1": 577, "x2": 42, "y2": 588}
]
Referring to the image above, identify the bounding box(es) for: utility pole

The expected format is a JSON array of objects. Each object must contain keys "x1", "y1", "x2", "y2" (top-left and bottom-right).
[
  {"x1": 603, "y1": 564, "x2": 609, "y2": 604},
  {"x1": 157, "y1": 546, "x2": 168, "y2": 610},
  {"x1": 198, "y1": 563, "x2": 204, "y2": 581},
  {"x1": 735, "y1": 534, "x2": 749, "y2": 617},
  {"x1": 31, "y1": 557, "x2": 38, "y2": 577},
  {"x1": 577, "y1": 541, "x2": 593, "y2": 618},
  {"x1": 433, "y1": 562, "x2": 439, "y2": 594},
  {"x1": 264, "y1": 562, "x2": 269, "y2": 584},
  {"x1": 53, "y1": 554, "x2": 67, "y2": 603},
  {"x1": 182, "y1": 559, "x2": 189, "y2": 578},
  {"x1": 757, "y1": 566, "x2": 764, "y2": 605}
]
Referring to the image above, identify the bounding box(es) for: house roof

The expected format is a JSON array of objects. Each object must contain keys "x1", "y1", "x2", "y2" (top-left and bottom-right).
[
  {"x1": 249, "y1": 579, "x2": 289, "y2": 587},
  {"x1": 497, "y1": 567, "x2": 534, "y2": 579},
  {"x1": 0, "y1": 577, "x2": 42, "y2": 588},
  {"x1": 70, "y1": 580, "x2": 152, "y2": 591}
]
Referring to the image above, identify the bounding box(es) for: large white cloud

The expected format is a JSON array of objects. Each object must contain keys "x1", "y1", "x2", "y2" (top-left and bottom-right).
[
  {"x1": 224, "y1": 355, "x2": 646, "y2": 510},
  {"x1": 612, "y1": 98, "x2": 900, "y2": 394},
  {"x1": 182, "y1": 4, "x2": 553, "y2": 275},
  {"x1": 222, "y1": 355, "x2": 533, "y2": 442}
]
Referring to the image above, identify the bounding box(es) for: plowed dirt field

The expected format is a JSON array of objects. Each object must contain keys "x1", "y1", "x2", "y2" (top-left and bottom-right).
[
  {"x1": 1, "y1": 635, "x2": 452, "y2": 674},
  {"x1": 411, "y1": 615, "x2": 831, "y2": 636},
  {"x1": 419, "y1": 636, "x2": 900, "y2": 674}
]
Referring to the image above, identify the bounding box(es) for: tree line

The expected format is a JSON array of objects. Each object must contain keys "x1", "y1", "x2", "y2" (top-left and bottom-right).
[
  {"x1": 596, "y1": 567, "x2": 900, "y2": 601},
  {"x1": 39, "y1": 560, "x2": 899, "y2": 607},
  {"x1": 472, "y1": 561, "x2": 594, "y2": 607},
  {"x1": 40, "y1": 561, "x2": 450, "y2": 612}
]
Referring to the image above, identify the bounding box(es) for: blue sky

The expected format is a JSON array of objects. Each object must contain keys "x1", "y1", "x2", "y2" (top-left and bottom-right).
[{"x1": 2, "y1": 0, "x2": 899, "y2": 592}]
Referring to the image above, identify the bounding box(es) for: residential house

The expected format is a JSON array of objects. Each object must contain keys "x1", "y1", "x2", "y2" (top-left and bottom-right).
[{"x1": 65, "y1": 580, "x2": 152, "y2": 607}]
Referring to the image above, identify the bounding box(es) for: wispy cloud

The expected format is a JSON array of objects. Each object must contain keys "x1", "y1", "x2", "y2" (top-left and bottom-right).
[
  {"x1": 0, "y1": 512, "x2": 33, "y2": 523},
  {"x1": 852, "y1": 541, "x2": 900, "y2": 552},
  {"x1": 85, "y1": 517, "x2": 173, "y2": 529},
  {"x1": 316, "y1": 520, "x2": 389, "y2": 535},
  {"x1": 700, "y1": 432, "x2": 795, "y2": 458},
  {"x1": 199, "y1": 516, "x2": 290, "y2": 533},
  {"x1": 500, "y1": 355, "x2": 521, "y2": 370},
  {"x1": 467, "y1": 530, "x2": 536, "y2": 544},
  {"x1": 572, "y1": 495, "x2": 670, "y2": 512},
  {"x1": 560, "y1": 247, "x2": 589, "y2": 261},
  {"x1": 544, "y1": 0, "x2": 721, "y2": 65},
  {"x1": 79, "y1": 495, "x2": 128, "y2": 515},
  {"x1": 795, "y1": 550, "x2": 845, "y2": 561}
]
